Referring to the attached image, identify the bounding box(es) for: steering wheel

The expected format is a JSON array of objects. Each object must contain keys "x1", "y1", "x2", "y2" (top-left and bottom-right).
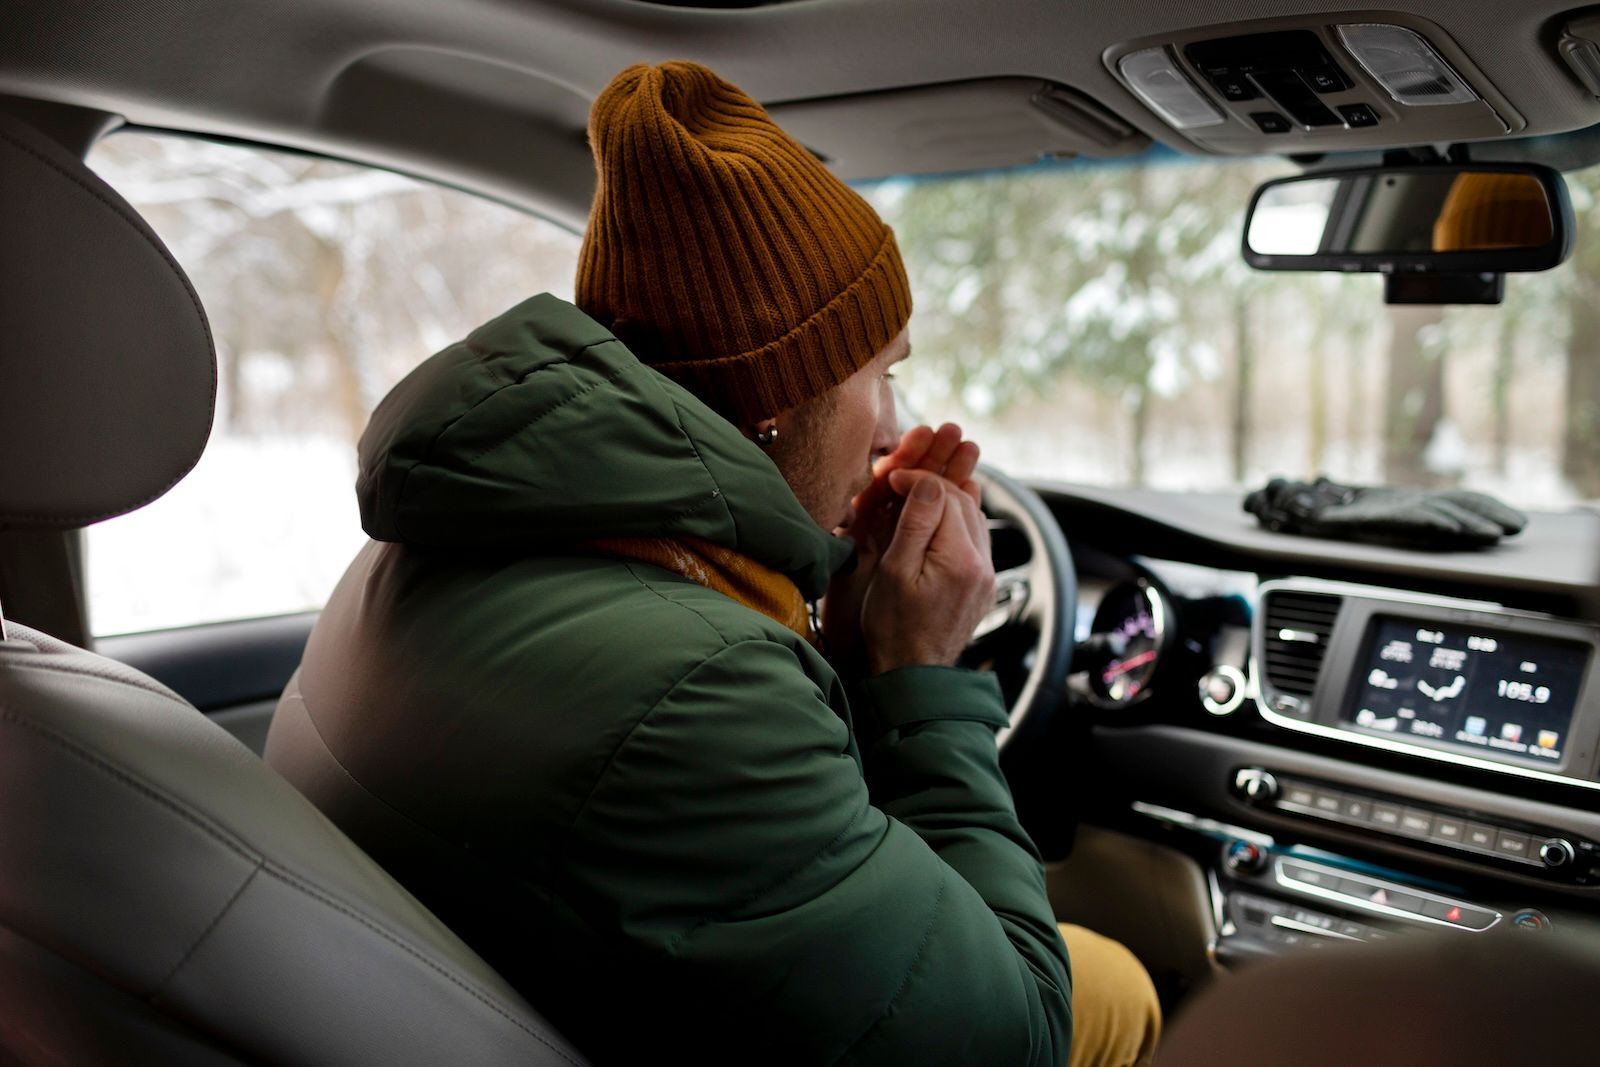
[{"x1": 970, "y1": 466, "x2": 1077, "y2": 749}]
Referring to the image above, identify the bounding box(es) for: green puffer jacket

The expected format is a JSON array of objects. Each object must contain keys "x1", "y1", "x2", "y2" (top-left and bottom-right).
[{"x1": 270, "y1": 293, "x2": 1071, "y2": 1065}]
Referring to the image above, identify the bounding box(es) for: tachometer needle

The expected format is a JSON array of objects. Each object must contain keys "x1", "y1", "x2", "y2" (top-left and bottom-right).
[{"x1": 1103, "y1": 649, "x2": 1158, "y2": 680}]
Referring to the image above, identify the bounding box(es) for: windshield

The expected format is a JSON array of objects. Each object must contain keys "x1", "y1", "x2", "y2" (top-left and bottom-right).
[{"x1": 859, "y1": 153, "x2": 1600, "y2": 510}]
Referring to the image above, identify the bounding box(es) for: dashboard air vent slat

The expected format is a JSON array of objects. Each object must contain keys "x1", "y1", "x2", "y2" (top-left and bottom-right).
[{"x1": 1260, "y1": 589, "x2": 1342, "y2": 699}]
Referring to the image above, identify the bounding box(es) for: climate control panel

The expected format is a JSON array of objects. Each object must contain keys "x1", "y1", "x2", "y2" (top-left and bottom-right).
[{"x1": 1231, "y1": 767, "x2": 1600, "y2": 883}]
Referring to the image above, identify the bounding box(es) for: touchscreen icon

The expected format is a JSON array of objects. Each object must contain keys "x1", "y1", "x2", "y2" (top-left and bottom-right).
[
  {"x1": 1380, "y1": 640, "x2": 1414, "y2": 664},
  {"x1": 1464, "y1": 716, "x2": 1487, "y2": 737},
  {"x1": 1368, "y1": 668, "x2": 1400, "y2": 690},
  {"x1": 1356, "y1": 708, "x2": 1399, "y2": 731},
  {"x1": 1501, "y1": 723, "x2": 1523, "y2": 743},
  {"x1": 1417, "y1": 675, "x2": 1465, "y2": 702},
  {"x1": 1538, "y1": 730, "x2": 1559, "y2": 749}
]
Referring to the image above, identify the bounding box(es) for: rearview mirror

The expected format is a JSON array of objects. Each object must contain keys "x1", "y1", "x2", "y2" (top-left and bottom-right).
[{"x1": 1242, "y1": 164, "x2": 1574, "y2": 275}]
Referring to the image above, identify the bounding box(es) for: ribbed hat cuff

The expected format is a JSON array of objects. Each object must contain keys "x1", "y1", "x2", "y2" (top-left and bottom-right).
[{"x1": 650, "y1": 231, "x2": 913, "y2": 424}]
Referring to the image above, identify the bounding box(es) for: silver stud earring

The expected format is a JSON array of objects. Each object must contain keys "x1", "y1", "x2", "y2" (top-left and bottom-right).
[{"x1": 755, "y1": 424, "x2": 779, "y2": 448}]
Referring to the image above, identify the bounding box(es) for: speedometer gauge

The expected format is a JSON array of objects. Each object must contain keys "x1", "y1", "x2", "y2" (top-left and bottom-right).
[{"x1": 1086, "y1": 578, "x2": 1173, "y2": 707}]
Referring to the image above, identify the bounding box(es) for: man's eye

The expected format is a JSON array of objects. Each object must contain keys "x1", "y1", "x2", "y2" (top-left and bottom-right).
[{"x1": 883, "y1": 371, "x2": 897, "y2": 381}]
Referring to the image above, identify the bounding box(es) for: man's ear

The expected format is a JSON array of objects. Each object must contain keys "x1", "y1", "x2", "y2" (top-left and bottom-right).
[{"x1": 752, "y1": 418, "x2": 779, "y2": 449}]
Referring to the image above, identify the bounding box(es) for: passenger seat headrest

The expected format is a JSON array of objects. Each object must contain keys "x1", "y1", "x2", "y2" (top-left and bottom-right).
[{"x1": 0, "y1": 112, "x2": 215, "y2": 530}]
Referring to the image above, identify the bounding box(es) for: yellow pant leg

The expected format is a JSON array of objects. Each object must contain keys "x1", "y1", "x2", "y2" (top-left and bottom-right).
[{"x1": 1058, "y1": 923, "x2": 1162, "y2": 1067}]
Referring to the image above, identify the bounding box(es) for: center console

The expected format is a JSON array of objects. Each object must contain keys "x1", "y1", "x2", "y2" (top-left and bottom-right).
[{"x1": 1253, "y1": 579, "x2": 1600, "y2": 789}]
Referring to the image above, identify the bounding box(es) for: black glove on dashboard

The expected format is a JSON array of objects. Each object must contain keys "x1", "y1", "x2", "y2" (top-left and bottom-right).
[{"x1": 1243, "y1": 476, "x2": 1527, "y2": 550}]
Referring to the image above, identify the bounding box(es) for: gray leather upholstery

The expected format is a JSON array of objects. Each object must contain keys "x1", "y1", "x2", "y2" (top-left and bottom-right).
[
  {"x1": 0, "y1": 623, "x2": 586, "y2": 1065},
  {"x1": 0, "y1": 111, "x2": 587, "y2": 1064},
  {"x1": 0, "y1": 111, "x2": 214, "y2": 528}
]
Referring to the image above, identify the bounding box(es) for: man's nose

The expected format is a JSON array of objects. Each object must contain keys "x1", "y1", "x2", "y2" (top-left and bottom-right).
[{"x1": 871, "y1": 391, "x2": 900, "y2": 457}]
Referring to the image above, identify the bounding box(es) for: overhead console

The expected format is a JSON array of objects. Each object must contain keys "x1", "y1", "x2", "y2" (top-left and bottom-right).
[
  {"x1": 1253, "y1": 579, "x2": 1600, "y2": 792},
  {"x1": 768, "y1": 78, "x2": 1149, "y2": 180},
  {"x1": 1104, "y1": 13, "x2": 1524, "y2": 154}
]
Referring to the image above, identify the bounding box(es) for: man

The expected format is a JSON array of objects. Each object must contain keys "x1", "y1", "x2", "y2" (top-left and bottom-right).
[{"x1": 267, "y1": 60, "x2": 1158, "y2": 1066}]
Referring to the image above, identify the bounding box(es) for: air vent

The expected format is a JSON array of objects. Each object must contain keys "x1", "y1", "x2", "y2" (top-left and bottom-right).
[{"x1": 1261, "y1": 589, "x2": 1343, "y2": 699}]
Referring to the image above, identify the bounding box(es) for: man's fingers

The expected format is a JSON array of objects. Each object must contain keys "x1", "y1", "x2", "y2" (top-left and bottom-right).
[
  {"x1": 873, "y1": 424, "x2": 935, "y2": 479},
  {"x1": 949, "y1": 481, "x2": 988, "y2": 554},
  {"x1": 887, "y1": 467, "x2": 937, "y2": 497},
  {"x1": 890, "y1": 469, "x2": 989, "y2": 559},
  {"x1": 918, "y1": 422, "x2": 963, "y2": 476},
  {"x1": 946, "y1": 440, "x2": 981, "y2": 490},
  {"x1": 879, "y1": 473, "x2": 945, "y2": 577}
]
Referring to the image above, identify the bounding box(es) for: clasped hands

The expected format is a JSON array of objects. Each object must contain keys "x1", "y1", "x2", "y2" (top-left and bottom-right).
[{"x1": 822, "y1": 424, "x2": 997, "y2": 676}]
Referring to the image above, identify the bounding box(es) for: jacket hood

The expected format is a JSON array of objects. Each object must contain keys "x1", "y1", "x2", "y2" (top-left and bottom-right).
[{"x1": 356, "y1": 294, "x2": 851, "y2": 598}]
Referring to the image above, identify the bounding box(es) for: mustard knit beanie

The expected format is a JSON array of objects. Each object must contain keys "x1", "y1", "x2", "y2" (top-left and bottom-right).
[{"x1": 576, "y1": 61, "x2": 913, "y2": 425}]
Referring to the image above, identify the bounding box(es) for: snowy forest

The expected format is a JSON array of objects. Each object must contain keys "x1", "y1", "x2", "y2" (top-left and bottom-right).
[{"x1": 84, "y1": 132, "x2": 1600, "y2": 634}]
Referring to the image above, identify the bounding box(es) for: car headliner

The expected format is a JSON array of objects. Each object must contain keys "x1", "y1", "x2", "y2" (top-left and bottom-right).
[{"x1": 7, "y1": 0, "x2": 1600, "y2": 226}]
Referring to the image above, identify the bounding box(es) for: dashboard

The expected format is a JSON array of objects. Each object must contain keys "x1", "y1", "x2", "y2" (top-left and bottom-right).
[{"x1": 1036, "y1": 482, "x2": 1600, "y2": 971}]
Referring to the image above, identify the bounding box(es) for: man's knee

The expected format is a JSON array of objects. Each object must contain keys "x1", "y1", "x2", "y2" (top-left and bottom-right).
[{"x1": 1058, "y1": 923, "x2": 1161, "y2": 1067}]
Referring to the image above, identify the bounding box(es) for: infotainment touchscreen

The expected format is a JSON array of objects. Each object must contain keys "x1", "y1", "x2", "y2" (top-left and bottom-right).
[{"x1": 1343, "y1": 617, "x2": 1591, "y2": 763}]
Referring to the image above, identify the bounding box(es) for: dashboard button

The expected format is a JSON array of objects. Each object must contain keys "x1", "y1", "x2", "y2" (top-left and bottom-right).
[
  {"x1": 1496, "y1": 831, "x2": 1532, "y2": 860},
  {"x1": 1539, "y1": 838, "x2": 1576, "y2": 868},
  {"x1": 1398, "y1": 808, "x2": 1435, "y2": 838},
  {"x1": 1371, "y1": 802, "x2": 1403, "y2": 829},
  {"x1": 1334, "y1": 877, "x2": 1372, "y2": 898},
  {"x1": 1283, "y1": 784, "x2": 1317, "y2": 809},
  {"x1": 1464, "y1": 823, "x2": 1498, "y2": 851},
  {"x1": 1341, "y1": 796, "x2": 1373, "y2": 822},
  {"x1": 1313, "y1": 791, "x2": 1345, "y2": 816},
  {"x1": 1421, "y1": 899, "x2": 1462, "y2": 923},
  {"x1": 1512, "y1": 909, "x2": 1551, "y2": 931},
  {"x1": 1431, "y1": 816, "x2": 1466, "y2": 845},
  {"x1": 1225, "y1": 840, "x2": 1268, "y2": 874},
  {"x1": 1375, "y1": 888, "x2": 1425, "y2": 913},
  {"x1": 1289, "y1": 865, "x2": 1336, "y2": 889}
]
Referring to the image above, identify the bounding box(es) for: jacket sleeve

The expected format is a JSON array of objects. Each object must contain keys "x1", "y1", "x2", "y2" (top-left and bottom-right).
[{"x1": 565, "y1": 639, "x2": 1071, "y2": 1066}]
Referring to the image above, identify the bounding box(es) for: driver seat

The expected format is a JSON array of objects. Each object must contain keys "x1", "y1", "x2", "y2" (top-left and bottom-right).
[{"x1": 0, "y1": 109, "x2": 586, "y2": 1066}]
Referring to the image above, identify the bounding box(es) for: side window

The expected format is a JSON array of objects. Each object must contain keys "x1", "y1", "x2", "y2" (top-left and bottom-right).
[{"x1": 85, "y1": 134, "x2": 582, "y2": 636}]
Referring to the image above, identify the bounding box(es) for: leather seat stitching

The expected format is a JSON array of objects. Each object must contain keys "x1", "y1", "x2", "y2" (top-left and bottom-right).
[
  {"x1": 155, "y1": 861, "x2": 264, "y2": 995},
  {"x1": 5, "y1": 653, "x2": 187, "y2": 702},
  {"x1": 0, "y1": 709, "x2": 258, "y2": 864}
]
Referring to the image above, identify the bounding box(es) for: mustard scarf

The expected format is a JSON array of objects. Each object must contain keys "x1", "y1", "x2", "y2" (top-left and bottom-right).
[{"x1": 587, "y1": 535, "x2": 814, "y2": 641}]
